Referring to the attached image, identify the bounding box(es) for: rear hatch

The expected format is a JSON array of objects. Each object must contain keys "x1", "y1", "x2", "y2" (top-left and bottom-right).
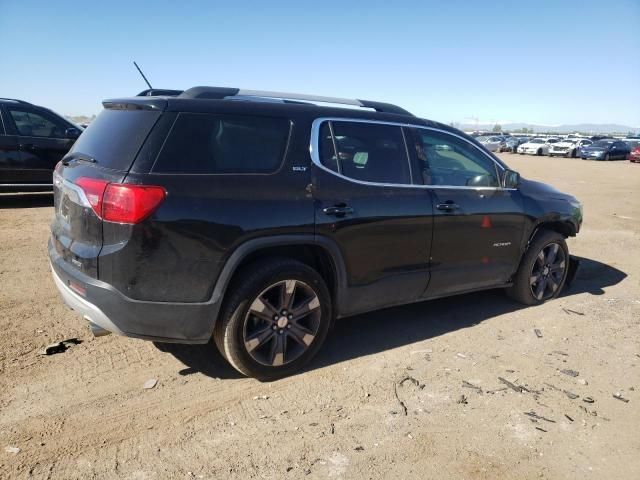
[{"x1": 51, "y1": 101, "x2": 164, "y2": 278}]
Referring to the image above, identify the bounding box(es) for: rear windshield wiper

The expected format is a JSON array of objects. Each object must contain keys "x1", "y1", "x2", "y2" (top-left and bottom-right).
[{"x1": 62, "y1": 153, "x2": 97, "y2": 166}]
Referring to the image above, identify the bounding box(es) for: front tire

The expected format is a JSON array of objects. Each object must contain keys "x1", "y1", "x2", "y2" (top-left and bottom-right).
[
  {"x1": 214, "y1": 258, "x2": 332, "y2": 380},
  {"x1": 604, "y1": 153, "x2": 610, "y2": 161},
  {"x1": 537, "y1": 148, "x2": 543, "y2": 156},
  {"x1": 507, "y1": 230, "x2": 569, "y2": 305}
]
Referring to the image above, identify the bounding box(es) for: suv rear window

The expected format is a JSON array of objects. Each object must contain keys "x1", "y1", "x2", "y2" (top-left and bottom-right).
[
  {"x1": 152, "y1": 113, "x2": 290, "y2": 174},
  {"x1": 70, "y1": 109, "x2": 161, "y2": 171}
]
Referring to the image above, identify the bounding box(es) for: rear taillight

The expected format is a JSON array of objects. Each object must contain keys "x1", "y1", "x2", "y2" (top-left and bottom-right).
[
  {"x1": 76, "y1": 177, "x2": 108, "y2": 217},
  {"x1": 75, "y1": 177, "x2": 166, "y2": 224},
  {"x1": 102, "y1": 184, "x2": 166, "y2": 223}
]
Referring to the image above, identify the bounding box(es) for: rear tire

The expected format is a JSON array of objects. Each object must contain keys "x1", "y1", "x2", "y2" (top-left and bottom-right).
[
  {"x1": 213, "y1": 258, "x2": 332, "y2": 380},
  {"x1": 507, "y1": 230, "x2": 569, "y2": 306}
]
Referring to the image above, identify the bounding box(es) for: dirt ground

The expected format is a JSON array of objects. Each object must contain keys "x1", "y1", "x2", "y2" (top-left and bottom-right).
[{"x1": 1, "y1": 153, "x2": 638, "y2": 479}]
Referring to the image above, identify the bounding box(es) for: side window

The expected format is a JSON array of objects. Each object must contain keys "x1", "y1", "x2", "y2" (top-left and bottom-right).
[
  {"x1": 153, "y1": 113, "x2": 290, "y2": 174},
  {"x1": 319, "y1": 121, "x2": 411, "y2": 185},
  {"x1": 409, "y1": 128, "x2": 500, "y2": 187},
  {"x1": 8, "y1": 108, "x2": 66, "y2": 138}
]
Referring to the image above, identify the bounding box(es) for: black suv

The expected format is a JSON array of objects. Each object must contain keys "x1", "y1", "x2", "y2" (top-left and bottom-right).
[
  {"x1": 49, "y1": 87, "x2": 582, "y2": 379},
  {"x1": 0, "y1": 98, "x2": 82, "y2": 192}
]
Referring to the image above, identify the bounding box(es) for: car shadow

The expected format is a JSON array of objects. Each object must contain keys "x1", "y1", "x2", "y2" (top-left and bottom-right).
[
  {"x1": 0, "y1": 192, "x2": 53, "y2": 209},
  {"x1": 156, "y1": 256, "x2": 626, "y2": 381}
]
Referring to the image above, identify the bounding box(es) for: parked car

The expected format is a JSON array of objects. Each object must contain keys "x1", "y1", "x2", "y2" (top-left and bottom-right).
[
  {"x1": 502, "y1": 136, "x2": 529, "y2": 153},
  {"x1": 517, "y1": 137, "x2": 559, "y2": 156},
  {"x1": 628, "y1": 145, "x2": 640, "y2": 163},
  {"x1": 548, "y1": 138, "x2": 593, "y2": 158},
  {"x1": 580, "y1": 139, "x2": 630, "y2": 160},
  {"x1": 0, "y1": 98, "x2": 82, "y2": 192},
  {"x1": 477, "y1": 135, "x2": 506, "y2": 152},
  {"x1": 623, "y1": 139, "x2": 640, "y2": 149},
  {"x1": 49, "y1": 86, "x2": 582, "y2": 379},
  {"x1": 471, "y1": 131, "x2": 511, "y2": 138}
]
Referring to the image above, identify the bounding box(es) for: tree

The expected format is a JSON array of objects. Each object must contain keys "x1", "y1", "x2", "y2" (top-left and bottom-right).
[{"x1": 492, "y1": 124, "x2": 502, "y2": 132}]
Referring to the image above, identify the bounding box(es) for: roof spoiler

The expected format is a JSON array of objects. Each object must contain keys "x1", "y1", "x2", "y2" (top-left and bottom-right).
[
  {"x1": 136, "y1": 89, "x2": 183, "y2": 97},
  {"x1": 178, "y1": 86, "x2": 413, "y2": 116}
]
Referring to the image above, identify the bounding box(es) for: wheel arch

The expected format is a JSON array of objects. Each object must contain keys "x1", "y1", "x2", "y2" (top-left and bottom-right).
[
  {"x1": 526, "y1": 219, "x2": 577, "y2": 249},
  {"x1": 209, "y1": 235, "x2": 348, "y2": 330}
]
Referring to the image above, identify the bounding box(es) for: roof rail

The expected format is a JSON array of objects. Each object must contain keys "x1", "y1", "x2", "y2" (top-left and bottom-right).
[
  {"x1": 178, "y1": 86, "x2": 413, "y2": 116},
  {"x1": 0, "y1": 98, "x2": 32, "y2": 105}
]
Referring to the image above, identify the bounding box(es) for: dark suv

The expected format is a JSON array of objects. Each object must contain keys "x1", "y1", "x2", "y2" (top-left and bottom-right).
[
  {"x1": 0, "y1": 98, "x2": 82, "y2": 192},
  {"x1": 49, "y1": 87, "x2": 582, "y2": 379}
]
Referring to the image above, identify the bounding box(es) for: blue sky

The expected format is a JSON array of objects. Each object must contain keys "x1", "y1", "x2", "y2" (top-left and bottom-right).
[{"x1": 1, "y1": 0, "x2": 639, "y2": 126}]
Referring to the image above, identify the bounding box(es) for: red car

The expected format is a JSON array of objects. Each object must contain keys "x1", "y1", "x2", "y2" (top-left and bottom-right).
[{"x1": 629, "y1": 144, "x2": 640, "y2": 163}]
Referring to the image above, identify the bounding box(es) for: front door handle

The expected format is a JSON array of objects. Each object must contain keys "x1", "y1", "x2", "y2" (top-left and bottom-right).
[
  {"x1": 436, "y1": 201, "x2": 460, "y2": 212},
  {"x1": 323, "y1": 204, "x2": 354, "y2": 216},
  {"x1": 19, "y1": 143, "x2": 36, "y2": 151}
]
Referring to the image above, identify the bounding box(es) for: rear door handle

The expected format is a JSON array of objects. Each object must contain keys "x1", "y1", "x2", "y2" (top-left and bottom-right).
[
  {"x1": 19, "y1": 144, "x2": 36, "y2": 151},
  {"x1": 436, "y1": 202, "x2": 460, "y2": 212},
  {"x1": 323, "y1": 204, "x2": 354, "y2": 216}
]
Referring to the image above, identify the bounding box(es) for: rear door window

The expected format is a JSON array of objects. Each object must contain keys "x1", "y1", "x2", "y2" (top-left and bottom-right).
[
  {"x1": 70, "y1": 109, "x2": 161, "y2": 171},
  {"x1": 319, "y1": 121, "x2": 412, "y2": 185},
  {"x1": 152, "y1": 113, "x2": 290, "y2": 174}
]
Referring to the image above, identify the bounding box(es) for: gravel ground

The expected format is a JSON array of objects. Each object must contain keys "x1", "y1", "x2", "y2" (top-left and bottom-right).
[{"x1": 1, "y1": 153, "x2": 638, "y2": 479}]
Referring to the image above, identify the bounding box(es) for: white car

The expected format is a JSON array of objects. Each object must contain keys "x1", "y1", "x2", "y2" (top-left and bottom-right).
[
  {"x1": 517, "y1": 138, "x2": 559, "y2": 156},
  {"x1": 548, "y1": 138, "x2": 593, "y2": 158},
  {"x1": 477, "y1": 135, "x2": 506, "y2": 152}
]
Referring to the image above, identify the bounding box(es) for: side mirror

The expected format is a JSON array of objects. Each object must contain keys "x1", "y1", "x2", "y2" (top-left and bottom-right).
[
  {"x1": 503, "y1": 169, "x2": 520, "y2": 188},
  {"x1": 65, "y1": 127, "x2": 81, "y2": 139}
]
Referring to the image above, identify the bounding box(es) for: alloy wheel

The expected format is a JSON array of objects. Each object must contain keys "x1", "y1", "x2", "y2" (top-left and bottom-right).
[
  {"x1": 529, "y1": 243, "x2": 567, "y2": 301},
  {"x1": 243, "y1": 280, "x2": 322, "y2": 367}
]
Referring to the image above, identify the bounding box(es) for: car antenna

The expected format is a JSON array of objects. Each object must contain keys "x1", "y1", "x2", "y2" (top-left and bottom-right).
[{"x1": 133, "y1": 61, "x2": 153, "y2": 89}]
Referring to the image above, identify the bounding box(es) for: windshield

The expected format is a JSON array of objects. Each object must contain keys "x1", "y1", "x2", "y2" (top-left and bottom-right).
[
  {"x1": 529, "y1": 139, "x2": 544, "y2": 144},
  {"x1": 592, "y1": 140, "x2": 614, "y2": 147}
]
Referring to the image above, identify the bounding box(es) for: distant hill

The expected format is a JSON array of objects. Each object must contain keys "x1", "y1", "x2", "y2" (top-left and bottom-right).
[
  {"x1": 458, "y1": 122, "x2": 639, "y2": 135},
  {"x1": 65, "y1": 115, "x2": 95, "y2": 126}
]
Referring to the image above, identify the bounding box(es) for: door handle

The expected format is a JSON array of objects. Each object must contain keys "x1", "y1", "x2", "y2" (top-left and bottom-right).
[
  {"x1": 19, "y1": 143, "x2": 36, "y2": 151},
  {"x1": 436, "y1": 201, "x2": 460, "y2": 212},
  {"x1": 323, "y1": 204, "x2": 354, "y2": 216}
]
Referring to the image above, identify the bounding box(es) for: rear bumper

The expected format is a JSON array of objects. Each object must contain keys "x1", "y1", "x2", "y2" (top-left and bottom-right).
[{"x1": 49, "y1": 240, "x2": 218, "y2": 344}]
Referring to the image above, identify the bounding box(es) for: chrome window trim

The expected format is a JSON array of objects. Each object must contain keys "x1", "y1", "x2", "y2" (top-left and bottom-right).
[
  {"x1": 309, "y1": 117, "x2": 515, "y2": 191},
  {"x1": 0, "y1": 183, "x2": 53, "y2": 187}
]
